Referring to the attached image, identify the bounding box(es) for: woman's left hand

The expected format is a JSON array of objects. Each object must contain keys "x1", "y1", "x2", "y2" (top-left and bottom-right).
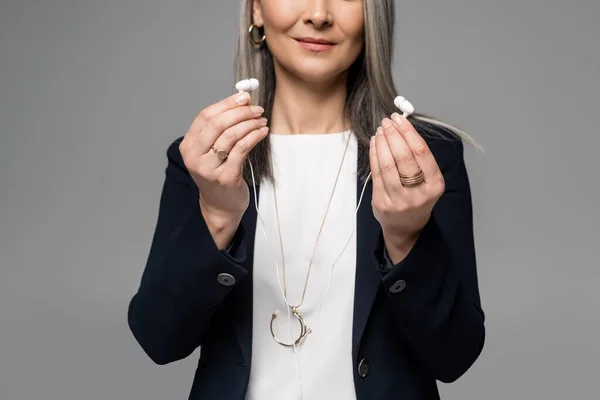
[{"x1": 369, "y1": 113, "x2": 445, "y2": 263}]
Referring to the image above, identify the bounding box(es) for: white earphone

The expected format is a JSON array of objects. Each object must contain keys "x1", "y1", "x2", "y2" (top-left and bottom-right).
[
  {"x1": 235, "y1": 78, "x2": 260, "y2": 93},
  {"x1": 235, "y1": 79, "x2": 415, "y2": 400},
  {"x1": 394, "y1": 95, "x2": 415, "y2": 117}
]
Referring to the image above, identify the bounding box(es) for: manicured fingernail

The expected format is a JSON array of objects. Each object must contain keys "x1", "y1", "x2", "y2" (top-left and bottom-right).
[
  {"x1": 251, "y1": 105, "x2": 264, "y2": 115},
  {"x1": 376, "y1": 127, "x2": 384, "y2": 136},
  {"x1": 259, "y1": 117, "x2": 267, "y2": 124},
  {"x1": 235, "y1": 92, "x2": 250, "y2": 104},
  {"x1": 370, "y1": 136, "x2": 375, "y2": 145},
  {"x1": 391, "y1": 112, "x2": 403, "y2": 124},
  {"x1": 381, "y1": 118, "x2": 392, "y2": 128},
  {"x1": 260, "y1": 126, "x2": 269, "y2": 133}
]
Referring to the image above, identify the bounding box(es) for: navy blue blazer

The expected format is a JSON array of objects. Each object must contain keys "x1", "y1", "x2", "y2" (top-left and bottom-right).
[{"x1": 128, "y1": 129, "x2": 485, "y2": 399}]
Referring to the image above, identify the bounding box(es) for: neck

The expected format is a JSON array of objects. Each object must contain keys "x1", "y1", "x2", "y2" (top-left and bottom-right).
[{"x1": 269, "y1": 67, "x2": 350, "y2": 135}]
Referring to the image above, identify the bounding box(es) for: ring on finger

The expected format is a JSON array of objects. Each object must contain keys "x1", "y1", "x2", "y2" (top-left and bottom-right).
[
  {"x1": 399, "y1": 168, "x2": 425, "y2": 187},
  {"x1": 211, "y1": 145, "x2": 229, "y2": 161}
]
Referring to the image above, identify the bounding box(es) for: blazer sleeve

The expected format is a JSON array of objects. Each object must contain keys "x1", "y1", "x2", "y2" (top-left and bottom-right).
[
  {"x1": 127, "y1": 138, "x2": 249, "y2": 365},
  {"x1": 372, "y1": 134, "x2": 485, "y2": 383}
]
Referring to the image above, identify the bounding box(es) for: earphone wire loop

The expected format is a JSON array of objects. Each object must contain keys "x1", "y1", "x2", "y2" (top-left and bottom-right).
[
  {"x1": 246, "y1": 143, "x2": 372, "y2": 400},
  {"x1": 239, "y1": 80, "x2": 412, "y2": 400}
]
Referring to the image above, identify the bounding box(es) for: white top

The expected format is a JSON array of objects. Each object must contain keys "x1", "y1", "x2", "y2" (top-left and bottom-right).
[{"x1": 245, "y1": 131, "x2": 359, "y2": 400}]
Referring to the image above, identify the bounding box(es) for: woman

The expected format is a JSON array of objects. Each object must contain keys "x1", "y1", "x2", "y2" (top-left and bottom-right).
[{"x1": 127, "y1": 0, "x2": 485, "y2": 399}]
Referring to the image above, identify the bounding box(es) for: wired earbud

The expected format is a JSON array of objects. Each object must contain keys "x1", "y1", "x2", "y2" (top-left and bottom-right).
[
  {"x1": 235, "y1": 78, "x2": 259, "y2": 93},
  {"x1": 235, "y1": 78, "x2": 415, "y2": 400},
  {"x1": 394, "y1": 95, "x2": 415, "y2": 117}
]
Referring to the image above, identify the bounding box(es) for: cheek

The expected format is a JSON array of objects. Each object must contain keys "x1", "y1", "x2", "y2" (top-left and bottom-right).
[
  {"x1": 340, "y1": 12, "x2": 365, "y2": 53},
  {"x1": 343, "y1": 27, "x2": 364, "y2": 65},
  {"x1": 261, "y1": 0, "x2": 299, "y2": 33}
]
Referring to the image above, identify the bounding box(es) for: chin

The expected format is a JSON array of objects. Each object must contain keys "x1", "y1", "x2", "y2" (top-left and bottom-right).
[{"x1": 288, "y1": 61, "x2": 346, "y2": 85}]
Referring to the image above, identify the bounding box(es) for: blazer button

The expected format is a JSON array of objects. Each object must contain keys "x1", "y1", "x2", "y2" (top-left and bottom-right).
[
  {"x1": 217, "y1": 273, "x2": 236, "y2": 287},
  {"x1": 389, "y1": 279, "x2": 406, "y2": 293},
  {"x1": 358, "y1": 358, "x2": 370, "y2": 378}
]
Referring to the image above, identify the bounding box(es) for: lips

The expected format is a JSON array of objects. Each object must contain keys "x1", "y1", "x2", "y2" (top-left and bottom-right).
[
  {"x1": 295, "y1": 37, "x2": 336, "y2": 52},
  {"x1": 295, "y1": 37, "x2": 336, "y2": 45}
]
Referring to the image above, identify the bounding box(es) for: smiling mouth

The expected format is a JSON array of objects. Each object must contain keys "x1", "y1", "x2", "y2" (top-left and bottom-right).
[{"x1": 295, "y1": 39, "x2": 337, "y2": 52}]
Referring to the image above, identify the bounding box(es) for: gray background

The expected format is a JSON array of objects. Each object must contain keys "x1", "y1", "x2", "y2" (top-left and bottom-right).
[{"x1": 1, "y1": 0, "x2": 598, "y2": 399}]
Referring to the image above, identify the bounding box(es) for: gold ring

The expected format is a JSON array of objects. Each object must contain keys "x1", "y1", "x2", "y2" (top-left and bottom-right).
[
  {"x1": 399, "y1": 169, "x2": 425, "y2": 187},
  {"x1": 211, "y1": 146, "x2": 228, "y2": 161}
]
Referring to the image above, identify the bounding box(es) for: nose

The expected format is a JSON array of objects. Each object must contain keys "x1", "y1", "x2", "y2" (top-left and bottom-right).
[{"x1": 303, "y1": 0, "x2": 333, "y2": 28}]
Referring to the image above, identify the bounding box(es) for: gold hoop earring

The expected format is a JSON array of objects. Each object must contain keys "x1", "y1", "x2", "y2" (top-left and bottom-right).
[{"x1": 248, "y1": 24, "x2": 266, "y2": 46}]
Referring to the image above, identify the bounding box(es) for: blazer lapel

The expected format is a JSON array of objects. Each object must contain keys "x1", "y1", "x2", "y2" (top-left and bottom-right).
[{"x1": 352, "y1": 172, "x2": 383, "y2": 358}]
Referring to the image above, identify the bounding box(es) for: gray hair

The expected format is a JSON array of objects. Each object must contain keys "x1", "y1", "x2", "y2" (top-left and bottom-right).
[{"x1": 234, "y1": 0, "x2": 482, "y2": 183}]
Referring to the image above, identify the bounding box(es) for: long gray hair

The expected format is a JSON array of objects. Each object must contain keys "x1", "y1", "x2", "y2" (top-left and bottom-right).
[{"x1": 235, "y1": 0, "x2": 481, "y2": 184}]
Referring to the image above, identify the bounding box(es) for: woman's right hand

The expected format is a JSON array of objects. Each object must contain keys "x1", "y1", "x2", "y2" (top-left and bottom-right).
[{"x1": 179, "y1": 92, "x2": 269, "y2": 248}]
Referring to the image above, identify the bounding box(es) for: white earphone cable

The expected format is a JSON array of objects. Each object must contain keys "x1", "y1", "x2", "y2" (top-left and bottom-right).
[
  {"x1": 247, "y1": 154, "x2": 372, "y2": 400},
  {"x1": 238, "y1": 78, "x2": 412, "y2": 400}
]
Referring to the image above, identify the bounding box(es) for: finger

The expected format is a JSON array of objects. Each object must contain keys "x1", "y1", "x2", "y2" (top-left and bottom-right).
[
  {"x1": 186, "y1": 92, "x2": 252, "y2": 137},
  {"x1": 391, "y1": 113, "x2": 442, "y2": 183},
  {"x1": 200, "y1": 92, "x2": 252, "y2": 123},
  {"x1": 203, "y1": 117, "x2": 268, "y2": 168},
  {"x1": 223, "y1": 126, "x2": 270, "y2": 170},
  {"x1": 382, "y1": 117, "x2": 421, "y2": 179},
  {"x1": 368, "y1": 135, "x2": 388, "y2": 202},
  {"x1": 198, "y1": 104, "x2": 265, "y2": 153},
  {"x1": 375, "y1": 125, "x2": 403, "y2": 195}
]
